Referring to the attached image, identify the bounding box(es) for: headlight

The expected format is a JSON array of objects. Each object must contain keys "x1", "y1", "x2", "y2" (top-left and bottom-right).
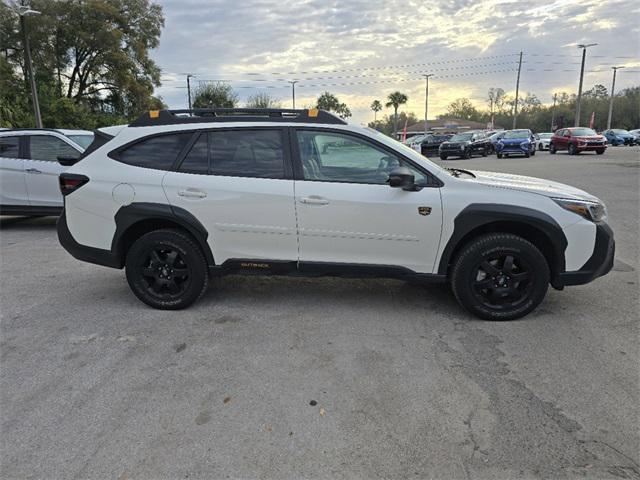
[
  {"x1": 553, "y1": 198, "x2": 607, "y2": 222},
  {"x1": 520, "y1": 141, "x2": 529, "y2": 148}
]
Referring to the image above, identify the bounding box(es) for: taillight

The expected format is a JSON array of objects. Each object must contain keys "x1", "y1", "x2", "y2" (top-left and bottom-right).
[{"x1": 59, "y1": 173, "x2": 89, "y2": 196}]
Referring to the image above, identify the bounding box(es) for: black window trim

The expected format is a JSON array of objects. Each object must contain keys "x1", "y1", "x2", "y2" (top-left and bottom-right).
[{"x1": 290, "y1": 127, "x2": 444, "y2": 187}]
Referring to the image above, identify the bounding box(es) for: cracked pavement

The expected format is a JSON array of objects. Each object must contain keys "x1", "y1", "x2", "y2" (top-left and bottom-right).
[{"x1": 1, "y1": 147, "x2": 639, "y2": 479}]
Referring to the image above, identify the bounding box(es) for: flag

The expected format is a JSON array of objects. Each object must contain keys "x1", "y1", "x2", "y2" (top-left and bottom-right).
[
  {"x1": 589, "y1": 111, "x2": 595, "y2": 129},
  {"x1": 401, "y1": 118, "x2": 408, "y2": 142}
]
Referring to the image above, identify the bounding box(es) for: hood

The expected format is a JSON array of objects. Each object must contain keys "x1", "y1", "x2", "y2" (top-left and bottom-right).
[{"x1": 467, "y1": 170, "x2": 600, "y2": 202}]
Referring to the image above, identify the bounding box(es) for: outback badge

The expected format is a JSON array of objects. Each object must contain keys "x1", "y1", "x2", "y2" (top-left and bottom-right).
[{"x1": 418, "y1": 206, "x2": 432, "y2": 216}]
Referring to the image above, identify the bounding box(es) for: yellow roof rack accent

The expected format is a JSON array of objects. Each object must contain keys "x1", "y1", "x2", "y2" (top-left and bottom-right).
[
  {"x1": 308, "y1": 108, "x2": 319, "y2": 117},
  {"x1": 149, "y1": 110, "x2": 160, "y2": 119}
]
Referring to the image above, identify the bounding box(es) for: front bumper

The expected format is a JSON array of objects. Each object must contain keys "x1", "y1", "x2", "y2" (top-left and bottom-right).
[
  {"x1": 554, "y1": 222, "x2": 615, "y2": 287},
  {"x1": 497, "y1": 143, "x2": 533, "y2": 155},
  {"x1": 576, "y1": 143, "x2": 607, "y2": 151}
]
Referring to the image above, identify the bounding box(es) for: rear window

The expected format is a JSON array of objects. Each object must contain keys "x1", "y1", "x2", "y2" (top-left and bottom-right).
[
  {"x1": 66, "y1": 134, "x2": 94, "y2": 149},
  {"x1": 118, "y1": 133, "x2": 192, "y2": 170},
  {"x1": 0, "y1": 136, "x2": 20, "y2": 158}
]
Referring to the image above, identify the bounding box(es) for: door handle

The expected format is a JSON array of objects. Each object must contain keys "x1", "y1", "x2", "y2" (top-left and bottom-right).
[
  {"x1": 300, "y1": 196, "x2": 329, "y2": 205},
  {"x1": 26, "y1": 168, "x2": 41, "y2": 174},
  {"x1": 177, "y1": 188, "x2": 207, "y2": 198}
]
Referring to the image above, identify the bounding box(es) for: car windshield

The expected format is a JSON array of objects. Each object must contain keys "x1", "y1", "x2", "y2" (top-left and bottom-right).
[
  {"x1": 571, "y1": 128, "x2": 597, "y2": 136},
  {"x1": 611, "y1": 129, "x2": 629, "y2": 134},
  {"x1": 66, "y1": 134, "x2": 94, "y2": 149},
  {"x1": 431, "y1": 135, "x2": 450, "y2": 142},
  {"x1": 538, "y1": 133, "x2": 552, "y2": 138},
  {"x1": 449, "y1": 133, "x2": 473, "y2": 142},
  {"x1": 503, "y1": 130, "x2": 530, "y2": 139}
]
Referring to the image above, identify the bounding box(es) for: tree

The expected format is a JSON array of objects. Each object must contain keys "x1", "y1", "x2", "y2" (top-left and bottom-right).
[
  {"x1": 487, "y1": 88, "x2": 505, "y2": 128},
  {"x1": 246, "y1": 92, "x2": 281, "y2": 108},
  {"x1": 385, "y1": 91, "x2": 408, "y2": 136},
  {"x1": 0, "y1": 0, "x2": 165, "y2": 126},
  {"x1": 193, "y1": 82, "x2": 238, "y2": 108},
  {"x1": 584, "y1": 84, "x2": 608, "y2": 98},
  {"x1": 316, "y1": 92, "x2": 351, "y2": 118},
  {"x1": 368, "y1": 112, "x2": 417, "y2": 137},
  {"x1": 445, "y1": 98, "x2": 479, "y2": 121},
  {"x1": 370, "y1": 99, "x2": 382, "y2": 122}
]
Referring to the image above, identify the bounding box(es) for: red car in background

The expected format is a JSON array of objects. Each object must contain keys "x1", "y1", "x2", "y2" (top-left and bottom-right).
[{"x1": 550, "y1": 127, "x2": 607, "y2": 155}]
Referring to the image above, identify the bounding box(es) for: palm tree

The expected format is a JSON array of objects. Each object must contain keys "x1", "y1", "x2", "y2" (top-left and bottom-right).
[
  {"x1": 370, "y1": 100, "x2": 382, "y2": 122},
  {"x1": 385, "y1": 92, "x2": 408, "y2": 138}
]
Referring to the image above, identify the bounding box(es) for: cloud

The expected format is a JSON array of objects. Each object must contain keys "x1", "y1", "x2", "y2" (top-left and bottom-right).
[{"x1": 152, "y1": 0, "x2": 640, "y2": 124}]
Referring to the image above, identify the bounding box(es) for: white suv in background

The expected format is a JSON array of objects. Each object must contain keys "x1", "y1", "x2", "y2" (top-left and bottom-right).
[
  {"x1": 57, "y1": 109, "x2": 614, "y2": 320},
  {"x1": 0, "y1": 128, "x2": 93, "y2": 215}
]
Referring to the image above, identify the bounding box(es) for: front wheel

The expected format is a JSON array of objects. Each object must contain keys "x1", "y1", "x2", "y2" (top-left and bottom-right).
[
  {"x1": 596, "y1": 148, "x2": 605, "y2": 155},
  {"x1": 549, "y1": 143, "x2": 557, "y2": 154},
  {"x1": 497, "y1": 153, "x2": 503, "y2": 159},
  {"x1": 450, "y1": 233, "x2": 550, "y2": 320},
  {"x1": 440, "y1": 154, "x2": 448, "y2": 160},
  {"x1": 568, "y1": 143, "x2": 578, "y2": 155},
  {"x1": 530, "y1": 150, "x2": 536, "y2": 156},
  {"x1": 125, "y1": 229, "x2": 209, "y2": 310},
  {"x1": 482, "y1": 147, "x2": 488, "y2": 157}
]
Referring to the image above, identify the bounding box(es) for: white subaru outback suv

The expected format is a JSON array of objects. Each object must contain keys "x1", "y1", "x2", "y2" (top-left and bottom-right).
[{"x1": 57, "y1": 109, "x2": 614, "y2": 320}]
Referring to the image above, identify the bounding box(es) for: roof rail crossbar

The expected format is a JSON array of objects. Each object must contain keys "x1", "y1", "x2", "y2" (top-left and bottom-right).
[{"x1": 129, "y1": 108, "x2": 347, "y2": 127}]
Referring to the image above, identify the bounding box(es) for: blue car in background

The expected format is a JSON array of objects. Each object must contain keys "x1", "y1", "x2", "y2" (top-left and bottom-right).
[
  {"x1": 602, "y1": 129, "x2": 636, "y2": 146},
  {"x1": 495, "y1": 129, "x2": 536, "y2": 158}
]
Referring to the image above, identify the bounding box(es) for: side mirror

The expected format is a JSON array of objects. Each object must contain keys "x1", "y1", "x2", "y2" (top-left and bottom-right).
[
  {"x1": 388, "y1": 167, "x2": 417, "y2": 191},
  {"x1": 58, "y1": 156, "x2": 79, "y2": 166},
  {"x1": 564, "y1": 133, "x2": 571, "y2": 138}
]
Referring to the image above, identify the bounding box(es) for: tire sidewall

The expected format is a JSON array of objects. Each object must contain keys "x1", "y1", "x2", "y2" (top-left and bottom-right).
[{"x1": 452, "y1": 235, "x2": 550, "y2": 321}]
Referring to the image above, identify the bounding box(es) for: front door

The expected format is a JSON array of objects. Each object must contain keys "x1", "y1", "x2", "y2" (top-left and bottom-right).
[
  {"x1": 293, "y1": 129, "x2": 443, "y2": 274},
  {"x1": 25, "y1": 134, "x2": 81, "y2": 207},
  {"x1": 0, "y1": 135, "x2": 28, "y2": 207},
  {"x1": 162, "y1": 128, "x2": 298, "y2": 265}
]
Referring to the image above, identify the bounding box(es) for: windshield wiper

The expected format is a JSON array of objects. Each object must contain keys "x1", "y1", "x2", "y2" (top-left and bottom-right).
[{"x1": 446, "y1": 167, "x2": 476, "y2": 178}]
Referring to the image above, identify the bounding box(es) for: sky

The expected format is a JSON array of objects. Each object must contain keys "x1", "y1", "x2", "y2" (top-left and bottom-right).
[{"x1": 151, "y1": 0, "x2": 640, "y2": 125}]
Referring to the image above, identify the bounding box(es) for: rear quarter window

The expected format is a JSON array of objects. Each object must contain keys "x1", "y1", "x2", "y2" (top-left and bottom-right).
[{"x1": 116, "y1": 133, "x2": 193, "y2": 171}]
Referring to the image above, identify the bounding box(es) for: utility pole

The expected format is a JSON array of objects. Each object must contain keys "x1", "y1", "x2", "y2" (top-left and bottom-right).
[
  {"x1": 575, "y1": 43, "x2": 597, "y2": 127},
  {"x1": 186, "y1": 74, "x2": 195, "y2": 109},
  {"x1": 550, "y1": 93, "x2": 557, "y2": 131},
  {"x1": 18, "y1": 6, "x2": 42, "y2": 128},
  {"x1": 288, "y1": 80, "x2": 298, "y2": 109},
  {"x1": 423, "y1": 74, "x2": 434, "y2": 134},
  {"x1": 607, "y1": 66, "x2": 624, "y2": 130},
  {"x1": 512, "y1": 51, "x2": 523, "y2": 129}
]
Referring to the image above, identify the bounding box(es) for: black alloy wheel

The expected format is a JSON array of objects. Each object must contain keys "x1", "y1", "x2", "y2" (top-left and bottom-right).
[
  {"x1": 568, "y1": 143, "x2": 578, "y2": 155},
  {"x1": 549, "y1": 143, "x2": 557, "y2": 154}
]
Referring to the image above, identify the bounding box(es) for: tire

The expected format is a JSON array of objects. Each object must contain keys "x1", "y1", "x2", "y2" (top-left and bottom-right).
[
  {"x1": 450, "y1": 233, "x2": 550, "y2": 321},
  {"x1": 440, "y1": 154, "x2": 448, "y2": 160},
  {"x1": 539, "y1": 143, "x2": 544, "y2": 151},
  {"x1": 568, "y1": 143, "x2": 578, "y2": 155},
  {"x1": 531, "y1": 150, "x2": 536, "y2": 156},
  {"x1": 482, "y1": 147, "x2": 488, "y2": 157},
  {"x1": 549, "y1": 143, "x2": 556, "y2": 154},
  {"x1": 497, "y1": 153, "x2": 502, "y2": 159},
  {"x1": 596, "y1": 148, "x2": 605, "y2": 155},
  {"x1": 525, "y1": 152, "x2": 530, "y2": 158},
  {"x1": 125, "y1": 228, "x2": 209, "y2": 310},
  {"x1": 463, "y1": 149, "x2": 471, "y2": 159}
]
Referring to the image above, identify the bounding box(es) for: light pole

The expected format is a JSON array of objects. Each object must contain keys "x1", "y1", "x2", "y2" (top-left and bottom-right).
[
  {"x1": 575, "y1": 43, "x2": 597, "y2": 127},
  {"x1": 186, "y1": 74, "x2": 195, "y2": 109},
  {"x1": 512, "y1": 51, "x2": 523, "y2": 129},
  {"x1": 423, "y1": 74, "x2": 434, "y2": 134},
  {"x1": 550, "y1": 93, "x2": 557, "y2": 131},
  {"x1": 18, "y1": 5, "x2": 42, "y2": 128},
  {"x1": 288, "y1": 80, "x2": 298, "y2": 109},
  {"x1": 606, "y1": 66, "x2": 624, "y2": 130}
]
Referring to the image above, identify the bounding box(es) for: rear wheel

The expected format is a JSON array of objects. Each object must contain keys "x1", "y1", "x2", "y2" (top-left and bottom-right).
[
  {"x1": 450, "y1": 233, "x2": 550, "y2": 320},
  {"x1": 125, "y1": 229, "x2": 209, "y2": 309}
]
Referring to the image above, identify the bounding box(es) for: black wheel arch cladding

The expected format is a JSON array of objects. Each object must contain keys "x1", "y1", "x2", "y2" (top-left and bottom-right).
[
  {"x1": 113, "y1": 202, "x2": 215, "y2": 266},
  {"x1": 438, "y1": 203, "x2": 568, "y2": 277}
]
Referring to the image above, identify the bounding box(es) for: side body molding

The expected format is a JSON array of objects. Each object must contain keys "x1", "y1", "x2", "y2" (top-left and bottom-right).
[
  {"x1": 437, "y1": 203, "x2": 568, "y2": 276},
  {"x1": 112, "y1": 202, "x2": 215, "y2": 266}
]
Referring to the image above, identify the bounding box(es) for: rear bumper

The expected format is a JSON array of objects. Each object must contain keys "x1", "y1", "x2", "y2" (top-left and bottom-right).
[
  {"x1": 57, "y1": 210, "x2": 123, "y2": 269},
  {"x1": 555, "y1": 222, "x2": 615, "y2": 287}
]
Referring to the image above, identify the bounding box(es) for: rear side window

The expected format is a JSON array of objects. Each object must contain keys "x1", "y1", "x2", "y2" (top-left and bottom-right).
[
  {"x1": 209, "y1": 130, "x2": 284, "y2": 179},
  {"x1": 0, "y1": 136, "x2": 20, "y2": 158},
  {"x1": 30, "y1": 135, "x2": 80, "y2": 161},
  {"x1": 118, "y1": 133, "x2": 192, "y2": 170}
]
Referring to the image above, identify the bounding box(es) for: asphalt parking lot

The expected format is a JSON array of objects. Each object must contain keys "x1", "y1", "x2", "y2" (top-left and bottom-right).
[{"x1": 1, "y1": 146, "x2": 639, "y2": 480}]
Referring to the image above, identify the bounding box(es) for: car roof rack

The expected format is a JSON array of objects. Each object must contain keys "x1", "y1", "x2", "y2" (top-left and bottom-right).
[{"x1": 129, "y1": 108, "x2": 348, "y2": 127}]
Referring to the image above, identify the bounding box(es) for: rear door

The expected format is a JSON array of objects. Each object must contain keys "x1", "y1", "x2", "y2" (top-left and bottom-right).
[
  {"x1": 0, "y1": 135, "x2": 28, "y2": 207},
  {"x1": 292, "y1": 128, "x2": 443, "y2": 273},
  {"x1": 25, "y1": 134, "x2": 82, "y2": 207},
  {"x1": 162, "y1": 128, "x2": 299, "y2": 265}
]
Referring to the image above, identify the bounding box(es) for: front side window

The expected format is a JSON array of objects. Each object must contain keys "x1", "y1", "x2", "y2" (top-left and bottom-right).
[
  {"x1": 296, "y1": 130, "x2": 429, "y2": 185},
  {"x1": 118, "y1": 133, "x2": 192, "y2": 170},
  {"x1": 29, "y1": 135, "x2": 79, "y2": 161},
  {"x1": 209, "y1": 130, "x2": 285, "y2": 179},
  {"x1": 0, "y1": 136, "x2": 20, "y2": 158}
]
